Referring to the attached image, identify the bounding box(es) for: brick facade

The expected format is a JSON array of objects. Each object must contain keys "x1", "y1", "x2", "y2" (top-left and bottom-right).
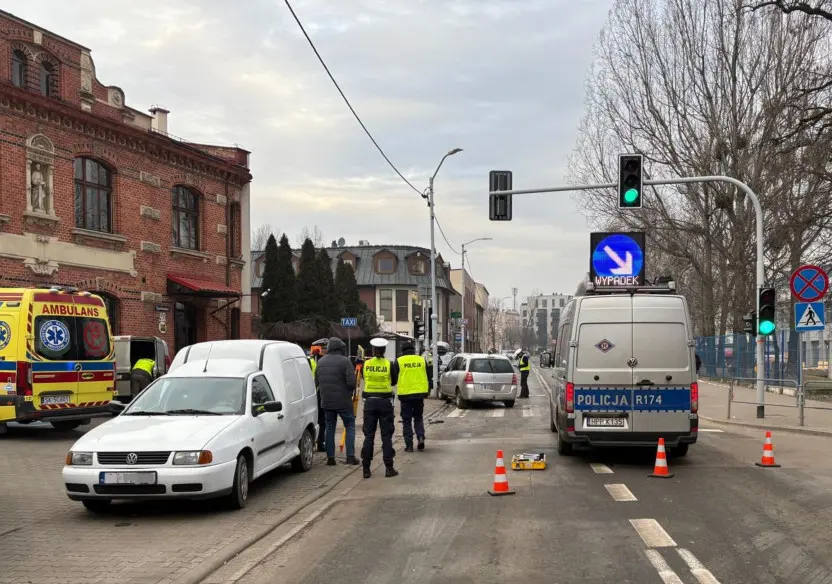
[{"x1": 0, "y1": 10, "x2": 254, "y2": 356}]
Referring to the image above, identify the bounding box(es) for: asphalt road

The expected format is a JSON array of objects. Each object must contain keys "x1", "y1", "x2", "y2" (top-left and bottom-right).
[{"x1": 231, "y1": 366, "x2": 832, "y2": 584}]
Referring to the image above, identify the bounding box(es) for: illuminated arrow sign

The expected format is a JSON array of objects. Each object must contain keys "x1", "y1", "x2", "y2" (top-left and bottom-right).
[{"x1": 590, "y1": 232, "x2": 646, "y2": 286}]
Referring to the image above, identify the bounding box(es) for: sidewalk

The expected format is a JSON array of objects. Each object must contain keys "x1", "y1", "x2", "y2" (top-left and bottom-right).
[{"x1": 699, "y1": 379, "x2": 832, "y2": 436}]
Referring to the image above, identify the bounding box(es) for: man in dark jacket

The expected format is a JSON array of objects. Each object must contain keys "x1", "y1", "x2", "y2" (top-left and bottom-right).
[{"x1": 314, "y1": 337, "x2": 359, "y2": 466}]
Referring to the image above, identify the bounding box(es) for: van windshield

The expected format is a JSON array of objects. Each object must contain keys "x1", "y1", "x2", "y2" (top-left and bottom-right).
[
  {"x1": 125, "y1": 376, "x2": 246, "y2": 415},
  {"x1": 34, "y1": 316, "x2": 111, "y2": 361},
  {"x1": 470, "y1": 358, "x2": 514, "y2": 374}
]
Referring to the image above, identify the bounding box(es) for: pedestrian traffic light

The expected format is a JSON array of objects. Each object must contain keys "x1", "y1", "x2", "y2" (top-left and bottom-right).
[
  {"x1": 757, "y1": 287, "x2": 776, "y2": 335},
  {"x1": 413, "y1": 316, "x2": 425, "y2": 339},
  {"x1": 742, "y1": 311, "x2": 757, "y2": 335},
  {"x1": 618, "y1": 154, "x2": 643, "y2": 209},
  {"x1": 489, "y1": 170, "x2": 513, "y2": 221}
]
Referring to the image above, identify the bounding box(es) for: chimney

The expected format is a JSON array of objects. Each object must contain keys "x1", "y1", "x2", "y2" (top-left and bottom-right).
[{"x1": 150, "y1": 106, "x2": 169, "y2": 134}]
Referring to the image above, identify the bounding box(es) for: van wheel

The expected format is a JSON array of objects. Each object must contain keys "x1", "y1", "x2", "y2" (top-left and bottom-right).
[
  {"x1": 504, "y1": 400, "x2": 515, "y2": 408},
  {"x1": 82, "y1": 499, "x2": 112, "y2": 513},
  {"x1": 51, "y1": 421, "x2": 82, "y2": 431},
  {"x1": 291, "y1": 429, "x2": 314, "y2": 472},
  {"x1": 227, "y1": 454, "x2": 249, "y2": 510},
  {"x1": 672, "y1": 443, "x2": 689, "y2": 458},
  {"x1": 556, "y1": 430, "x2": 573, "y2": 456},
  {"x1": 455, "y1": 390, "x2": 467, "y2": 409}
]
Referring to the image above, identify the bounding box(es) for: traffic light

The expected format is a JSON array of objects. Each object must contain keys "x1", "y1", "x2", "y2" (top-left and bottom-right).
[
  {"x1": 618, "y1": 154, "x2": 643, "y2": 209},
  {"x1": 742, "y1": 311, "x2": 757, "y2": 335},
  {"x1": 757, "y1": 287, "x2": 776, "y2": 335},
  {"x1": 413, "y1": 316, "x2": 425, "y2": 339},
  {"x1": 489, "y1": 170, "x2": 513, "y2": 221}
]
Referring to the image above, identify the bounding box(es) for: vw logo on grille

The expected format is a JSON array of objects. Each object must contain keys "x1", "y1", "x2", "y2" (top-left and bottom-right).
[
  {"x1": 125, "y1": 453, "x2": 138, "y2": 465},
  {"x1": 627, "y1": 357, "x2": 638, "y2": 368}
]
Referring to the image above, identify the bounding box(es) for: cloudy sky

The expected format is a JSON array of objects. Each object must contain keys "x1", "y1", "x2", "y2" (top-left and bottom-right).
[{"x1": 9, "y1": 0, "x2": 612, "y2": 304}]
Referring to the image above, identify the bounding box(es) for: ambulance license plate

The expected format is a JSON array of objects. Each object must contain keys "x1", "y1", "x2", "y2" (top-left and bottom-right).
[
  {"x1": 99, "y1": 472, "x2": 157, "y2": 485},
  {"x1": 41, "y1": 395, "x2": 71, "y2": 405},
  {"x1": 586, "y1": 417, "x2": 626, "y2": 427}
]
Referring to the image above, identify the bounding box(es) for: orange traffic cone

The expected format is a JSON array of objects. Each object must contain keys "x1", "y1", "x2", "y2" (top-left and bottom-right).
[
  {"x1": 755, "y1": 431, "x2": 781, "y2": 468},
  {"x1": 488, "y1": 450, "x2": 516, "y2": 496},
  {"x1": 649, "y1": 438, "x2": 674, "y2": 479}
]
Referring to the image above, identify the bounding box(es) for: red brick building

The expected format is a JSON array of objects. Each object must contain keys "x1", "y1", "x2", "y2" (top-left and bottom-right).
[{"x1": 0, "y1": 10, "x2": 254, "y2": 355}]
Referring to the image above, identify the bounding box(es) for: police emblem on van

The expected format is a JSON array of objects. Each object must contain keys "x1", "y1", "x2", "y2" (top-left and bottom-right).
[{"x1": 595, "y1": 339, "x2": 615, "y2": 353}]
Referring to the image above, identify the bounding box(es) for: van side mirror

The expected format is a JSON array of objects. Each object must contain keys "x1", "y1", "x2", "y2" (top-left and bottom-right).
[
  {"x1": 109, "y1": 400, "x2": 126, "y2": 414},
  {"x1": 262, "y1": 400, "x2": 283, "y2": 413}
]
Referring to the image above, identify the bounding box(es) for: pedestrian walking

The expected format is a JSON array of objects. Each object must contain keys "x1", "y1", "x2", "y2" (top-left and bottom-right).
[
  {"x1": 313, "y1": 337, "x2": 359, "y2": 467},
  {"x1": 392, "y1": 342, "x2": 429, "y2": 452},
  {"x1": 361, "y1": 338, "x2": 398, "y2": 478},
  {"x1": 131, "y1": 357, "x2": 157, "y2": 395},
  {"x1": 518, "y1": 348, "x2": 531, "y2": 398},
  {"x1": 308, "y1": 346, "x2": 327, "y2": 452}
]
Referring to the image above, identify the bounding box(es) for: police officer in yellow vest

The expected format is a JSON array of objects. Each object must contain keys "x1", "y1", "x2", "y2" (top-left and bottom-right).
[
  {"x1": 518, "y1": 348, "x2": 531, "y2": 398},
  {"x1": 360, "y1": 338, "x2": 398, "y2": 479},
  {"x1": 308, "y1": 349, "x2": 327, "y2": 452},
  {"x1": 131, "y1": 358, "x2": 157, "y2": 395},
  {"x1": 392, "y1": 342, "x2": 429, "y2": 452}
]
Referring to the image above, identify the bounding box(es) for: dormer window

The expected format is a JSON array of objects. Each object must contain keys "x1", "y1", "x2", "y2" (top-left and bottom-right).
[
  {"x1": 374, "y1": 252, "x2": 396, "y2": 274},
  {"x1": 411, "y1": 257, "x2": 426, "y2": 274}
]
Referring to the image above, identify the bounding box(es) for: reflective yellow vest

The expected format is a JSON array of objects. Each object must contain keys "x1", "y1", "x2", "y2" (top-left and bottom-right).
[
  {"x1": 308, "y1": 356, "x2": 317, "y2": 377},
  {"x1": 396, "y1": 354, "x2": 428, "y2": 398},
  {"x1": 519, "y1": 354, "x2": 530, "y2": 372},
  {"x1": 132, "y1": 358, "x2": 155, "y2": 376},
  {"x1": 363, "y1": 357, "x2": 392, "y2": 396}
]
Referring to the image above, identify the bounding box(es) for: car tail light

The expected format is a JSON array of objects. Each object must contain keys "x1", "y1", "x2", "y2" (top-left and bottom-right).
[
  {"x1": 690, "y1": 382, "x2": 699, "y2": 414},
  {"x1": 565, "y1": 382, "x2": 575, "y2": 413},
  {"x1": 464, "y1": 372, "x2": 474, "y2": 384},
  {"x1": 16, "y1": 361, "x2": 32, "y2": 396},
  {"x1": 511, "y1": 373, "x2": 517, "y2": 385}
]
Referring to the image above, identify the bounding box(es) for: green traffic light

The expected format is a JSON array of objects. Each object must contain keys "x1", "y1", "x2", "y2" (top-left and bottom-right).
[
  {"x1": 624, "y1": 188, "x2": 639, "y2": 204},
  {"x1": 758, "y1": 321, "x2": 775, "y2": 335}
]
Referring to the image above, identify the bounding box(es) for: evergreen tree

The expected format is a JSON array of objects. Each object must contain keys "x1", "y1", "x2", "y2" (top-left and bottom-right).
[
  {"x1": 335, "y1": 259, "x2": 362, "y2": 318},
  {"x1": 261, "y1": 234, "x2": 296, "y2": 323},
  {"x1": 317, "y1": 248, "x2": 340, "y2": 321},
  {"x1": 295, "y1": 238, "x2": 322, "y2": 318}
]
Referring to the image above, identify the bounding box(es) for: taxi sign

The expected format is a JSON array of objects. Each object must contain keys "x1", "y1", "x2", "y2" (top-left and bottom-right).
[{"x1": 590, "y1": 232, "x2": 646, "y2": 286}]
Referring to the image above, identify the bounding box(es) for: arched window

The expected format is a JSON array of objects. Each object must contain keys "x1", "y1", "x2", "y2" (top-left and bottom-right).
[
  {"x1": 74, "y1": 157, "x2": 113, "y2": 233},
  {"x1": 40, "y1": 61, "x2": 56, "y2": 97},
  {"x1": 11, "y1": 50, "x2": 26, "y2": 88},
  {"x1": 96, "y1": 292, "x2": 119, "y2": 335},
  {"x1": 172, "y1": 186, "x2": 200, "y2": 250}
]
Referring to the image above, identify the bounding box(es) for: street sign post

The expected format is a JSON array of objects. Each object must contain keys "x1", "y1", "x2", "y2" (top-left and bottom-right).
[
  {"x1": 589, "y1": 232, "x2": 646, "y2": 286},
  {"x1": 790, "y1": 265, "x2": 829, "y2": 302},
  {"x1": 341, "y1": 317, "x2": 357, "y2": 357}
]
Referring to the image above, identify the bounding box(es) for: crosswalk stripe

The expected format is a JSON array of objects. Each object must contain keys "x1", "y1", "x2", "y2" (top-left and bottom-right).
[
  {"x1": 447, "y1": 408, "x2": 463, "y2": 418},
  {"x1": 522, "y1": 408, "x2": 534, "y2": 417},
  {"x1": 589, "y1": 463, "x2": 614, "y2": 474},
  {"x1": 491, "y1": 409, "x2": 505, "y2": 418}
]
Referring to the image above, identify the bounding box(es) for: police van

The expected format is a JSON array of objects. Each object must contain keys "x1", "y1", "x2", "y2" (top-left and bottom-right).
[{"x1": 548, "y1": 279, "x2": 698, "y2": 456}]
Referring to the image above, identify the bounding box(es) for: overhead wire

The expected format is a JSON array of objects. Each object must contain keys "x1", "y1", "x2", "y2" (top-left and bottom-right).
[{"x1": 283, "y1": 0, "x2": 461, "y2": 256}]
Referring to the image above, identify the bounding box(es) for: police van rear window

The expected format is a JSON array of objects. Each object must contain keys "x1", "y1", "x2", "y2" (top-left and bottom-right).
[
  {"x1": 470, "y1": 359, "x2": 514, "y2": 374},
  {"x1": 34, "y1": 315, "x2": 111, "y2": 361}
]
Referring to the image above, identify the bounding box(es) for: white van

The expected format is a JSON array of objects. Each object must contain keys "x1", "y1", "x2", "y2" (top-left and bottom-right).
[{"x1": 548, "y1": 284, "x2": 698, "y2": 456}]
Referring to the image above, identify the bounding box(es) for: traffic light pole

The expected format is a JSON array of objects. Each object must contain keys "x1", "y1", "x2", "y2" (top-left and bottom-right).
[{"x1": 490, "y1": 174, "x2": 768, "y2": 418}]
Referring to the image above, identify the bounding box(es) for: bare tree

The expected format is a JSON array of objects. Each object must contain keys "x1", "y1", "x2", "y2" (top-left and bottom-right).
[
  {"x1": 484, "y1": 298, "x2": 507, "y2": 350},
  {"x1": 251, "y1": 224, "x2": 279, "y2": 251},
  {"x1": 297, "y1": 225, "x2": 325, "y2": 248}
]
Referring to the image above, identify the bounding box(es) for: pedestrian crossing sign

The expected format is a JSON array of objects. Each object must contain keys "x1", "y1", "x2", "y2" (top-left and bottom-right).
[{"x1": 795, "y1": 301, "x2": 825, "y2": 331}]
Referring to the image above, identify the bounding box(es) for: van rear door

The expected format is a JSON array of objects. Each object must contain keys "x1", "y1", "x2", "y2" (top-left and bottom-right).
[
  {"x1": 573, "y1": 295, "x2": 634, "y2": 432},
  {"x1": 630, "y1": 296, "x2": 693, "y2": 434}
]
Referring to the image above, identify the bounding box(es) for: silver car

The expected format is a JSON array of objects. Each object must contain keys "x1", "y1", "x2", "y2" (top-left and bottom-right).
[{"x1": 438, "y1": 353, "x2": 518, "y2": 409}]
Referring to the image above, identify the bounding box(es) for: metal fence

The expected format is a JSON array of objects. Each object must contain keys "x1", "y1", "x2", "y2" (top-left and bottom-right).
[{"x1": 695, "y1": 330, "x2": 808, "y2": 383}]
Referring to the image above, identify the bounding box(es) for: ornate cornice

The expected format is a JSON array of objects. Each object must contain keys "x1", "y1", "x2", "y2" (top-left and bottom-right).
[{"x1": 0, "y1": 84, "x2": 252, "y2": 186}]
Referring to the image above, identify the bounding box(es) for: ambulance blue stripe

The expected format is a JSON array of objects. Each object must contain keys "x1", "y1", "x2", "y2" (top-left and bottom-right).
[
  {"x1": 0, "y1": 362, "x2": 16, "y2": 371},
  {"x1": 32, "y1": 362, "x2": 113, "y2": 372}
]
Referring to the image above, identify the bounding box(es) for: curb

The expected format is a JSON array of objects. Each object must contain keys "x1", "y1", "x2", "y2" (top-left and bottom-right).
[
  {"x1": 176, "y1": 400, "x2": 451, "y2": 584},
  {"x1": 699, "y1": 415, "x2": 832, "y2": 438}
]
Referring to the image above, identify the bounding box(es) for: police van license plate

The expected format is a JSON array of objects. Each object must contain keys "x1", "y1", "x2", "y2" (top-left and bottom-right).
[
  {"x1": 41, "y1": 394, "x2": 71, "y2": 405},
  {"x1": 100, "y1": 472, "x2": 157, "y2": 485},
  {"x1": 586, "y1": 417, "x2": 626, "y2": 428}
]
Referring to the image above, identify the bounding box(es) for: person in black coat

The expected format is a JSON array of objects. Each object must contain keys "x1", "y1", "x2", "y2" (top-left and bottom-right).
[{"x1": 314, "y1": 337, "x2": 359, "y2": 466}]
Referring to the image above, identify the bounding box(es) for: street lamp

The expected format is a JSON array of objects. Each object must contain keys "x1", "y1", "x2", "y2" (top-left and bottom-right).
[
  {"x1": 424, "y1": 147, "x2": 463, "y2": 398},
  {"x1": 460, "y1": 237, "x2": 492, "y2": 353}
]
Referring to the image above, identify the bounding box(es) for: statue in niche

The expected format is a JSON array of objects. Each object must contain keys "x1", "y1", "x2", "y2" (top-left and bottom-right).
[{"x1": 30, "y1": 162, "x2": 49, "y2": 212}]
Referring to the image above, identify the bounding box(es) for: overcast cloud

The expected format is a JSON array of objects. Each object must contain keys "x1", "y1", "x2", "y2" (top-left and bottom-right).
[{"x1": 8, "y1": 0, "x2": 612, "y2": 303}]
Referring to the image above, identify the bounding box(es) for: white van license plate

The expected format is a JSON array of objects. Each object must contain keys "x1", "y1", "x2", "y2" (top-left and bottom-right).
[
  {"x1": 41, "y1": 395, "x2": 71, "y2": 405},
  {"x1": 99, "y1": 472, "x2": 157, "y2": 485},
  {"x1": 586, "y1": 417, "x2": 626, "y2": 428}
]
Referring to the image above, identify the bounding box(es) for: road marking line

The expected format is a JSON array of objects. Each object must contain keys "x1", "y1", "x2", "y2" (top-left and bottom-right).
[
  {"x1": 522, "y1": 408, "x2": 535, "y2": 417},
  {"x1": 589, "y1": 463, "x2": 614, "y2": 474},
  {"x1": 698, "y1": 428, "x2": 724, "y2": 433},
  {"x1": 605, "y1": 484, "x2": 637, "y2": 502},
  {"x1": 644, "y1": 550, "x2": 684, "y2": 584},
  {"x1": 677, "y1": 549, "x2": 722, "y2": 584},
  {"x1": 491, "y1": 409, "x2": 505, "y2": 418},
  {"x1": 447, "y1": 408, "x2": 462, "y2": 418},
  {"x1": 629, "y1": 519, "x2": 677, "y2": 548}
]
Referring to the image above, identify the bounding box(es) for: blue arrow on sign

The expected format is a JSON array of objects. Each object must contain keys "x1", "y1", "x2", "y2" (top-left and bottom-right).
[{"x1": 591, "y1": 233, "x2": 645, "y2": 284}]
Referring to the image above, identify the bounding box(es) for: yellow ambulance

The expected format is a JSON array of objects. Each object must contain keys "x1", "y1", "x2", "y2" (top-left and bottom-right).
[{"x1": 0, "y1": 286, "x2": 115, "y2": 432}]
